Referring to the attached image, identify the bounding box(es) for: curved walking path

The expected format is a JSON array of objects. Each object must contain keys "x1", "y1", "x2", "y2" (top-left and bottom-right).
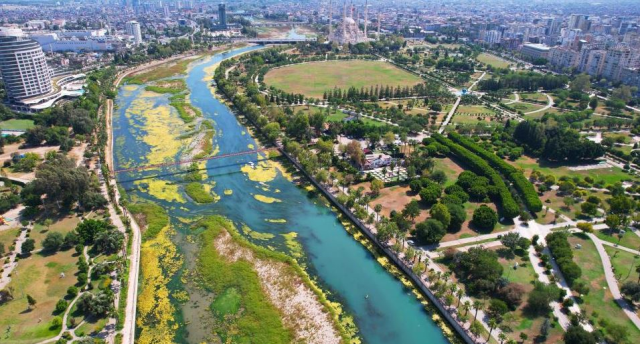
[
  {"x1": 504, "y1": 92, "x2": 520, "y2": 105},
  {"x1": 523, "y1": 93, "x2": 554, "y2": 115},
  {"x1": 586, "y1": 233, "x2": 640, "y2": 329}
]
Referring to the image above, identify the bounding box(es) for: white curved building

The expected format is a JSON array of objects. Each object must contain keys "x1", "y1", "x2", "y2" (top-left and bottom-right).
[{"x1": 0, "y1": 35, "x2": 53, "y2": 103}]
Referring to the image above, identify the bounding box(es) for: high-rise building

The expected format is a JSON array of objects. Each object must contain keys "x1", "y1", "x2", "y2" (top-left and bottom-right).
[
  {"x1": 126, "y1": 21, "x2": 142, "y2": 45},
  {"x1": 0, "y1": 35, "x2": 52, "y2": 103},
  {"x1": 218, "y1": 4, "x2": 227, "y2": 29}
]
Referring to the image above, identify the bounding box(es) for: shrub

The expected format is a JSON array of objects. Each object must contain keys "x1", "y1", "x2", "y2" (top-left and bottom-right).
[
  {"x1": 472, "y1": 205, "x2": 498, "y2": 231},
  {"x1": 546, "y1": 232, "x2": 582, "y2": 285}
]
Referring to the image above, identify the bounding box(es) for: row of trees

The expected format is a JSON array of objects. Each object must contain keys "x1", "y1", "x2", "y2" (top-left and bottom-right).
[
  {"x1": 479, "y1": 72, "x2": 568, "y2": 92},
  {"x1": 323, "y1": 82, "x2": 445, "y2": 103},
  {"x1": 433, "y1": 134, "x2": 520, "y2": 219},
  {"x1": 447, "y1": 132, "x2": 542, "y2": 212},
  {"x1": 545, "y1": 232, "x2": 582, "y2": 285}
]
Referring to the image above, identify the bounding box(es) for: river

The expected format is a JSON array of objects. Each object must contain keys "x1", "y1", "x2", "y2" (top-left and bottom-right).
[{"x1": 113, "y1": 46, "x2": 450, "y2": 344}]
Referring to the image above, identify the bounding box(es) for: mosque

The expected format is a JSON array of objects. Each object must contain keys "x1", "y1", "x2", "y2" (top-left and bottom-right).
[{"x1": 328, "y1": 1, "x2": 375, "y2": 45}]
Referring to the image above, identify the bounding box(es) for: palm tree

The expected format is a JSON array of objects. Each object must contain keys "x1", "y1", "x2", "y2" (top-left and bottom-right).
[
  {"x1": 636, "y1": 264, "x2": 640, "y2": 283},
  {"x1": 374, "y1": 204, "x2": 382, "y2": 222},
  {"x1": 473, "y1": 300, "x2": 484, "y2": 322},
  {"x1": 488, "y1": 318, "x2": 498, "y2": 341},
  {"x1": 499, "y1": 332, "x2": 507, "y2": 344},
  {"x1": 456, "y1": 289, "x2": 464, "y2": 307},
  {"x1": 462, "y1": 300, "x2": 472, "y2": 316}
]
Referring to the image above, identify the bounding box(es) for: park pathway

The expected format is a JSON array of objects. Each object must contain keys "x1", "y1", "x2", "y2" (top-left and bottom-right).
[
  {"x1": 586, "y1": 233, "x2": 640, "y2": 329},
  {"x1": 523, "y1": 93, "x2": 554, "y2": 115},
  {"x1": 438, "y1": 96, "x2": 462, "y2": 134}
]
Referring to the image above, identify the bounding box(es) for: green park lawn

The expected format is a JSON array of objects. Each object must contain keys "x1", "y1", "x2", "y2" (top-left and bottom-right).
[
  {"x1": 510, "y1": 102, "x2": 545, "y2": 113},
  {"x1": 264, "y1": 60, "x2": 423, "y2": 99},
  {"x1": 0, "y1": 227, "x2": 20, "y2": 253},
  {"x1": 455, "y1": 105, "x2": 498, "y2": 116},
  {"x1": 519, "y1": 93, "x2": 548, "y2": 103},
  {"x1": 0, "y1": 249, "x2": 79, "y2": 343},
  {"x1": 0, "y1": 119, "x2": 35, "y2": 131},
  {"x1": 604, "y1": 246, "x2": 640, "y2": 285},
  {"x1": 568, "y1": 234, "x2": 640, "y2": 340},
  {"x1": 595, "y1": 231, "x2": 640, "y2": 253},
  {"x1": 509, "y1": 155, "x2": 636, "y2": 186},
  {"x1": 476, "y1": 53, "x2": 512, "y2": 69},
  {"x1": 31, "y1": 214, "x2": 82, "y2": 249}
]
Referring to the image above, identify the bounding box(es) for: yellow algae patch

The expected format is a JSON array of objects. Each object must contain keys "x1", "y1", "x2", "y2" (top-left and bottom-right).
[
  {"x1": 136, "y1": 179, "x2": 185, "y2": 203},
  {"x1": 265, "y1": 219, "x2": 287, "y2": 223},
  {"x1": 241, "y1": 225, "x2": 275, "y2": 240},
  {"x1": 275, "y1": 189, "x2": 281, "y2": 193},
  {"x1": 175, "y1": 216, "x2": 197, "y2": 224},
  {"x1": 137, "y1": 226, "x2": 183, "y2": 344},
  {"x1": 241, "y1": 131, "x2": 246, "y2": 135},
  {"x1": 282, "y1": 232, "x2": 303, "y2": 258},
  {"x1": 240, "y1": 160, "x2": 278, "y2": 182},
  {"x1": 223, "y1": 189, "x2": 233, "y2": 195},
  {"x1": 127, "y1": 96, "x2": 184, "y2": 166},
  {"x1": 247, "y1": 143, "x2": 255, "y2": 149},
  {"x1": 123, "y1": 85, "x2": 139, "y2": 91},
  {"x1": 254, "y1": 194, "x2": 281, "y2": 204}
]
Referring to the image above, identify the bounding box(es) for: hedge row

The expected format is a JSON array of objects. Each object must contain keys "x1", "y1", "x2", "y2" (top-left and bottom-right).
[
  {"x1": 545, "y1": 232, "x2": 582, "y2": 285},
  {"x1": 433, "y1": 134, "x2": 520, "y2": 219},
  {"x1": 447, "y1": 132, "x2": 543, "y2": 212}
]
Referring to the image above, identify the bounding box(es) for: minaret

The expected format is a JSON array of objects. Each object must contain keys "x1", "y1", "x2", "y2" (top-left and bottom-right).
[
  {"x1": 355, "y1": 6, "x2": 359, "y2": 41},
  {"x1": 342, "y1": 2, "x2": 347, "y2": 37},
  {"x1": 329, "y1": 0, "x2": 333, "y2": 38},
  {"x1": 364, "y1": 0, "x2": 369, "y2": 38}
]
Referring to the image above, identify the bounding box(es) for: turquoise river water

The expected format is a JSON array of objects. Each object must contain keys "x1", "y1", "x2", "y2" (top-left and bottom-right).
[{"x1": 114, "y1": 46, "x2": 450, "y2": 344}]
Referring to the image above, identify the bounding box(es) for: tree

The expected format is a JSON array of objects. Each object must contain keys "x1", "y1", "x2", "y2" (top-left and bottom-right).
[
  {"x1": 564, "y1": 325, "x2": 596, "y2": 344},
  {"x1": 605, "y1": 214, "x2": 622, "y2": 233},
  {"x1": 27, "y1": 294, "x2": 37, "y2": 309},
  {"x1": 580, "y1": 202, "x2": 598, "y2": 217},
  {"x1": 374, "y1": 204, "x2": 383, "y2": 222},
  {"x1": 525, "y1": 282, "x2": 560, "y2": 315},
  {"x1": 472, "y1": 205, "x2": 498, "y2": 231},
  {"x1": 446, "y1": 203, "x2": 466, "y2": 232},
  {"x1": 500, "y1": 232, "x2": 522, "y2": 253},
  {"x1": 76, "y1": 290, "x2": 115, "y2": 317},
  {"x1": 419, "y1": 183, "x2": 442, "y2": 205},
  {"x1": 498, "y1": 283, "x2": 525, "y2": 309},
  {"x1": 42, "y1": 232, "x2": 65, "y2": 252},
  {"x1": 370, "y1": 179, "x2": 384, "y2": 196},
  {"x1": 430, "y1": 203, "x2": 451, "y2": 228},
  {"x1": 488, "y1": 298, "x2": 509, "y2": 320},
  {"x1": 589, "y1": 97, "x2": 598, "y2": 111},
  {"x1": 55, "y1": 299, "x2": 68, "y2": 313},
  {"x1": 571, "y1": 74, "x2": 591, "y2": 92},
  {"x1": 519, "y1": 332, "x2": 528, "y2": 343},
  {"x1": 606, "y1": 323, "x2": 629, "y2": 344},
  {"x1": 75, "y1": 219, "x2": 111, "y2": 244},
  {"x1": 488, "y1": 318, "x2": 498, "y2": 340},
  {"x1": 21, "y1": 238, "x2": 35, "y2": 255},
  {"x1": 576, "y1": 222, "x2": 593, "y2": 233},
  {"x1": 473, "y1": 299, "x2": 484, "y2": 321},
  {"x1": 402, "y1": 200, "x2": 421, "y2": 222},
  {"x1": 94, "y1": 230, "x2": 125, "y2": 254},
  {"x1": 415, "y1": 219, "x2": 446, "y2": 244},
  {"x1": 454, "y1": 247, "x2": 503, "y2": 295}
]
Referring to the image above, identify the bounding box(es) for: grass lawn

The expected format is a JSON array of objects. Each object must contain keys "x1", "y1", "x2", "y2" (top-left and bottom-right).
[
  {"x1": 0, "y1": 119, "x2": 35, "y2": 131},
  {"x1": 604, "y1": 246, "x2": 640, "y2": 284},
  {"x1": 455, "y1": 105, "x2": 498, "y2": 116},
  {"x1": 595, "y1": 230, "x2": 640, "y2": 253},
  {"x1": 568, "y1": 233, "x2": 640, "y2": 340},
  {"x1": 0, "y1": 227, "x2": 20, "y2": 252},
  {"x1": 476, "y1": 53, "x2": 512, "y2": 69},
  {"x1": 264, "y1": 60, "x2": 422, "y2": 98},
  {"x1": 509, "y1": 155, "x2": 637, "y2": 186},
  {"x1": 31, "y1": 214, "x2": 82, "y2": 249},
  {"x1": 0, "y1": 249, "x2": 79, "y2": 343},
  {"x1": 519, "y1": 93, "x2": 548, "y2": 102},
  {"x1": 510, "y1": 102, "x2": 545, "y2": 113},
  {"x1": 433, "y1": 157, "x2": 464, "y2": 187}
]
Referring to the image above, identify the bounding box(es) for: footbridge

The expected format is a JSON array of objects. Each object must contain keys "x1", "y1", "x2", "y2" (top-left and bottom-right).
[{"x1": 112, "y1": 147, "x2": 278, "y2": 175}]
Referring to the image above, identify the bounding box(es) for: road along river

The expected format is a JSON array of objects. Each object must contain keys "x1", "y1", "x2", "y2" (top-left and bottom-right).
[{"x1": 113, "y1": 46, "x2": 451, "y2": 344}]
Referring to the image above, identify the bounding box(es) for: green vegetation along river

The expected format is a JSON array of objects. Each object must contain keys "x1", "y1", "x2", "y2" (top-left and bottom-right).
[{"x1": 114, "y1": 46, "x2": 451, "y2": 344}]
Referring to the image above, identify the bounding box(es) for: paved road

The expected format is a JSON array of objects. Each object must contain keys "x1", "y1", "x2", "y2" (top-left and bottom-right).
[{"x1": 587, "y1": 233, "x2": 640, "y2": 329}]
